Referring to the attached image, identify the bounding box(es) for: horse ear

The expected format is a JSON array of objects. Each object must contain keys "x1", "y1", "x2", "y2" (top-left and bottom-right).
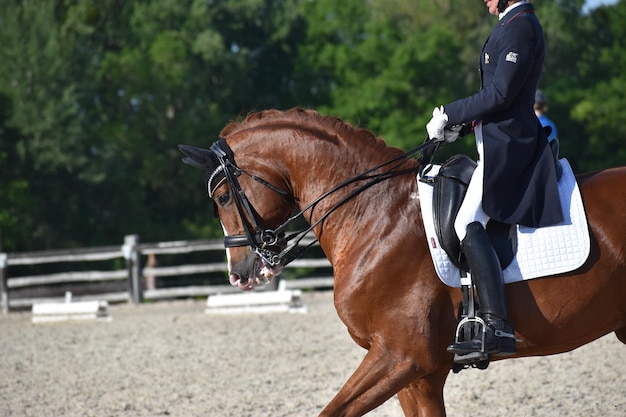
[{"x1": 178, "y1": 144, "x2": 214, "y2": 170}]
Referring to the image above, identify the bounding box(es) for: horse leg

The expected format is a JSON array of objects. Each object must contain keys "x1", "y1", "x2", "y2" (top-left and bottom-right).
[
  {"x1": 396, "y1": 368, "x2": 449, "y2": 417},
  {"x1": 318, "y1": 342, "x2": 444, "y2": 417}
]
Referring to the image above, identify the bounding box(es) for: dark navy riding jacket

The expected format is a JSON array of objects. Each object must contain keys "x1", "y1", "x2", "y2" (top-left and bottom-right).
[{"x1": 444, "y1": 3, "x2": 563, "y2": 228}]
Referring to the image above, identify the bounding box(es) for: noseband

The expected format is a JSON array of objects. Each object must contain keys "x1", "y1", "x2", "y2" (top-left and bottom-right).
[{"x1": 208, "y1": 137, "x2": 436, "y2": 269}]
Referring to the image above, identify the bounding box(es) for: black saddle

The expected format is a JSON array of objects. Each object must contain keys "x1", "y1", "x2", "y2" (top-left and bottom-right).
[{"x1": 428, "y1": 154, "x2": 516, "y2": 272}]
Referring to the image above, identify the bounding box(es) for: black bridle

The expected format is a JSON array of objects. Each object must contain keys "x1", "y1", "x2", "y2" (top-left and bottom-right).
[
  {"x1": 208, "y1": 137, "x2": 437, "y2": 268},
  {"x1": 209, "y1": 138, "x2": 292, "y2": 267}
]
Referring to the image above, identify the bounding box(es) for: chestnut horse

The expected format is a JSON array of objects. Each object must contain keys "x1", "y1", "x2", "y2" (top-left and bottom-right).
[{"x1": 179, "y1": 108, "x2": 626, "y2": 416}]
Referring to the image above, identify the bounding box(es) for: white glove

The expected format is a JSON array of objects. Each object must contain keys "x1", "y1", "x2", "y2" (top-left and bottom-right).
[
  {"x1": 426, "y1": 106, "x2": 448, "y2": 141},
  {"x1": 426, "y1": 106, "x2": 460, "y2": 143}
]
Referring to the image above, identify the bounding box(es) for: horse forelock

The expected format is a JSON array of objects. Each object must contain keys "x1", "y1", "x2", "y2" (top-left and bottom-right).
[{"x1": 219, "y1": 107, "x2": 392, "y2": 153}]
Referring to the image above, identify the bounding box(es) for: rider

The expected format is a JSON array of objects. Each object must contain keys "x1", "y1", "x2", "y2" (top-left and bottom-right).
[{"x1": 426, "y1": 0, "x2": 563, "y2": 358}]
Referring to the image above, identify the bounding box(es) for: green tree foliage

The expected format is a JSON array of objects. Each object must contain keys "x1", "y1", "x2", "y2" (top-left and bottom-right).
[
  {"x1": 0, "y1": 0, "x2": 305, "y2": 250},
  {"x1": 569, "y1": 1, "x2": 626, "y2": 171},
  {"x1": 0, "y1": 0, "x2": 624, "y2": 251},
  {"x1": 296, "y1": 0, "x2": 489, "y2": 152},
  {"x1": 0, "y1": 94, "x2": 33, "y2": 250}
]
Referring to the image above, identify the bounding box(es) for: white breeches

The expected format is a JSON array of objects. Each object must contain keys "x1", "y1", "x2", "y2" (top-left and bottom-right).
[{"x1": 454, "y1": 124, "x2": 490, "y2": 241}]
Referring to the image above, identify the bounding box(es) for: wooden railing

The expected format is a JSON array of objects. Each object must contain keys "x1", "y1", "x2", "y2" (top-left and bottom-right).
[{"x1": 0, "y1": 234, "x2": 333, "y2": 314}]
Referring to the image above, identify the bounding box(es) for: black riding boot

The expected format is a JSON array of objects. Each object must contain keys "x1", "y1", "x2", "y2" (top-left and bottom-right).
[{"x1": 447, "y1": 222, "x2": 517, "y2": 357}]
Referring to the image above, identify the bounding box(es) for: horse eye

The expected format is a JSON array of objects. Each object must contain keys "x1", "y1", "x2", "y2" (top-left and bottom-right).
[{"x1": 217, "y1": 192, "x2": 231, "y2": 207}]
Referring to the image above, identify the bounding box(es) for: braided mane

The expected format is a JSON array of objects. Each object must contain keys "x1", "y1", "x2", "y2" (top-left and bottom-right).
[{"x1": 219, "y1": 107, "x2": 390, "y2": 152}]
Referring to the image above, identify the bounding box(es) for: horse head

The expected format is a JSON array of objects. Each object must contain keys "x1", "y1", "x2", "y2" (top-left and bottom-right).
[
  {"x1": 179, "y1": 108, "x2": 420, "y2": 292},
  {"x1": 179, "y1": 137, "x2": 296, "y2": 291}
]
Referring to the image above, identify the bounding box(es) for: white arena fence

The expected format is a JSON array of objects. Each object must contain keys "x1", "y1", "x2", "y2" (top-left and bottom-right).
[{"x1": 0, "y1": 234, "x2": 333, "y2": 314}]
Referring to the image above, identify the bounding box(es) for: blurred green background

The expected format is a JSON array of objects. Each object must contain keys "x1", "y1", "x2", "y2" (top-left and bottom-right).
[{"x1": 1, "y1": 0, "x2": 624, "y2": 251}]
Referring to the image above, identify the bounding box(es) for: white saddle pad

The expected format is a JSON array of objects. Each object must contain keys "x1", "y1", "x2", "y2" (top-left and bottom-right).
[{"x1": 417, "y1": 158, "x2": 590, "y2": 288}]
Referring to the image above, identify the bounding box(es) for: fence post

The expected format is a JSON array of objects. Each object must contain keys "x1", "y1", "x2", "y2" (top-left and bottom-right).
[
  {"x1": 123, "y1": 234, "x2": 142, "y2": 304},
  {"x1": 0, "y1": 253, "x2": 8, "y2": 315}
]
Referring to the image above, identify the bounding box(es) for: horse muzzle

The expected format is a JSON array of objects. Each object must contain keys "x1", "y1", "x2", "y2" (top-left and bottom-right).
[{"x1": 228, "y1": 255, "x2": 284, "y2": 291}]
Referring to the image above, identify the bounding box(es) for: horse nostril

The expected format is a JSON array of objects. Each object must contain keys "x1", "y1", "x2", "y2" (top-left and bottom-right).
[{"x1": 229, "y1": 273, "x2": 243, "y2": 286}]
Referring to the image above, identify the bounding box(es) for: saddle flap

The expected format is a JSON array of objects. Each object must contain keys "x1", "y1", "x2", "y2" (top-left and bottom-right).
[
  {"x1": 432, "y1": 154, "x2": 515, "y2": 272},
  {"x1": 432, "y1": 155, "x2": 476, "y2": 271}
]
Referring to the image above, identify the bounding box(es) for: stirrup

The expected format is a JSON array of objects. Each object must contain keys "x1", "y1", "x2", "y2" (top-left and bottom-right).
[
  {"x1": 452, "y1": 351, "x2": 490, "y2": 372},
  {"x1": 450, "y1": 277, "x2": 491, "y2": 368},
  {"x1": 449, "y1": 316, "x2": 491, "y2": 366},
  {"x1": 451, "y1": 317, "x2": 489, "y2": 371},
  {"x1": 452, "y1": 316, "x2": 487, "y2": 349}
]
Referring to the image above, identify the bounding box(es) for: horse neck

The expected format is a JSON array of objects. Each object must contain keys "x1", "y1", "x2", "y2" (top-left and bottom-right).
[{"x1": 267, "y1": 130, "x2": 416, "y2": 259}]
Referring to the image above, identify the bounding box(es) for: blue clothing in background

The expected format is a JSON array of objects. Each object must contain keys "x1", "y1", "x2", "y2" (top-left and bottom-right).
[{"x1": 537, "y1": 113, "x2": 558, "y2": 143}]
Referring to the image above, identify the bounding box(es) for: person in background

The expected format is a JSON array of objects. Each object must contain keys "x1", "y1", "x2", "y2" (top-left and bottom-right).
[
  {"x1": 534, "y1": 89, "x2": 558, "y2": 143},
  {"x1": 425, "y1": 0, "x2": 563, "y2": 360}
]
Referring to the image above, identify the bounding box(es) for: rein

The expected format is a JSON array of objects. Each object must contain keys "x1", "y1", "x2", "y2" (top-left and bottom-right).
[{"x1": 209, "y1": 137, "x2": 438, "y2": 268}]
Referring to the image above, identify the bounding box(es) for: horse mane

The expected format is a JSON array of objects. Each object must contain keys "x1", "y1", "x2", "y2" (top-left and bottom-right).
[{"x1": 219, "y1": 107, "x2": 391, "y2": 152}]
